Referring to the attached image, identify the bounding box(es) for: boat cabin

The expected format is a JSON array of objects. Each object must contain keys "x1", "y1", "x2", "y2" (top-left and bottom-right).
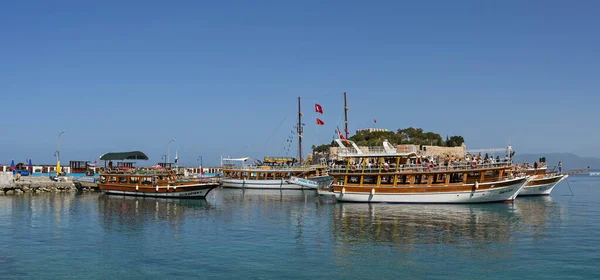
[
  {"x1": 262, "y1": 157, "x2": 298, "y2": 166},
  {"x1": 329, "y1": 139, "x2": 514, "y2": 187},
  {"x1": 221, "y1": 156, "x2": 326, "y2": 180}
]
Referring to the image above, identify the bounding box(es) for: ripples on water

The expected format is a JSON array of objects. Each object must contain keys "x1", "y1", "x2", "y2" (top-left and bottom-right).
[{"x1": 1, "y1": 175, "x2": 600, "y2": 279}]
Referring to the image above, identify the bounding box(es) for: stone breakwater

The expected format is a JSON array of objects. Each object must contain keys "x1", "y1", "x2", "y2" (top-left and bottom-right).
[{"x1": 0, "y1": 173, "x2": 99, "y2": 195}]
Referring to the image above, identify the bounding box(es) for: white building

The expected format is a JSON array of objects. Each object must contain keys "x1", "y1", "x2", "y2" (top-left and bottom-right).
[{"x1": 356, "y1": 128, "x2": 389, "y2": 135}]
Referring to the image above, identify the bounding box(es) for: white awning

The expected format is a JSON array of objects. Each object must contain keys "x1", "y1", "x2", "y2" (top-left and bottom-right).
[{"x1": 223, "y1": 157, "x2": 251, "y2": 162}]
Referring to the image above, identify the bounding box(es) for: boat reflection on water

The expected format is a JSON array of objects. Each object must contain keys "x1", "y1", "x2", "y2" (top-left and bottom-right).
[
  {"x1": 97, "y1": 194, "x2": 212, "y2": 231},
  {"x1": 215, "y1": 188, "x2": 322, "y2": 205},
  {"x1": 332, "y1": 203, "x2": 522, "y2": 246},
  {"x1": 512, "y1": 196, "x2": 564, "y2": 235}
]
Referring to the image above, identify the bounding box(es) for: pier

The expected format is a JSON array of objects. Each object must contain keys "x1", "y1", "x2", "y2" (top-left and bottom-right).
[{"x1": 0, "y1": 173, "x2": 99, "y2": 195}]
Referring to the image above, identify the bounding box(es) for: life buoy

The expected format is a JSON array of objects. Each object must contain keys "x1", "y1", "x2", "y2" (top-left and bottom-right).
[
  {"x1": 383, "y1": 165, "x2": 390, "y2": 171},
  {"x1": 471, "y1": 161, "x2": 477, "y2": 168},
  {"x1": 427, "y1": 164, "x2": 433, "y2": 171},
  {"x1": 351, "y1": 165, "x2": 357, "y2": 171}
]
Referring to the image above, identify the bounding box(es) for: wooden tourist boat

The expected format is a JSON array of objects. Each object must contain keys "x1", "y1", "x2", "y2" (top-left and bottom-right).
[
  {"x1": 220, "y1": 96, "x2": 332, "y2": 190},
  {"x1": 97, "y1": 151, "x2": 219, "y2": 198},
  {"x1": 220, "y1": 156, "x2": 329, "y2": 190},
  {"x1": 518, "y1": 173, "x2": 568, "y2": 196},
  {"x1": 327, "y1": 139, "x2": 531, "y2": 203},
  {"x1": 515, "y1": 163, "x2": 588, "y2": 196}
]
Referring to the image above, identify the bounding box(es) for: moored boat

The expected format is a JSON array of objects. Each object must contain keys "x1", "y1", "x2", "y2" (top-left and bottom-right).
[
  {"x1": 327, "y1": 139, "x2": 530, "y2": 203},
  {"x1": 220, "y1": 156, "x2": 328, "y2": 190},
  {"x1": 518, "y1": 173, "x2": 568, "y2": 196},
  {"x1": 220, "y1": 96, "x2": 331, "y2": 190},
  {"x1": 97, "y1": 151, "x2": 219, "y2": 198},
  {"x1": 515, "y1": 160, "x2": 583, "y2": 196}
]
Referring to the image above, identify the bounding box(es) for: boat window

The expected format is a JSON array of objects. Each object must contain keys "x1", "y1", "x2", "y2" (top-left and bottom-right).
[
  {"x1": 99, "y1": 176, "x2": 106, "y2": 183},
  {"x1": 380, "y1": 176, "x2": 393, "y2": 184},
  {"x1": 396, "y1": 175, "x2": 408, "y2": 185},
  {"x1": 119, "y1": 176, "x2": 128, "y2": 183},
  {"x1": 108, "y1": 176, "x2": 117, "y2": 182},
  {"x1": 130, "y1": 177, "x2": 139, "y2": 183},
  {"x1": 141, "y1": 177, "x2": 152, "y2": 185},
  {"x1": 336, "y1": 176, "x2": 344, "y2": 184},
  {"x1": 363, "y1": 176, "x2": 376, "y2": 184},
  {"x1": 349, "y1": 176, "x2": 360, "y2": 184},
  {"x1": 414, "y1": 175, "x2": 422, "y2": 184}
]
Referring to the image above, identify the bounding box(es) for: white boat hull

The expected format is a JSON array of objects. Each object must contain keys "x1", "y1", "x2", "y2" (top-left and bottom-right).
[
  {"x1": 221, "y1": 178, "x2": 314, "y2": 190},
  {"x1": 100, "y1": 183, "x2": 218, "y2": 198},
  {"x1": 334, "y1": 177, "x2": 530, "y2": 204},
  {"x1": 518, "y1": 175, "x2": 568, "y2": 196},
  {"x1": 102, "y1": 188, "x2": 214, "y2": 198}
]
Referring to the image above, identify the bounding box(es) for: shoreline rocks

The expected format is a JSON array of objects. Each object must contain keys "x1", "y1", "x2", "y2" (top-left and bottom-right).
[{"x1": 0, "y1": 176, "x2": 99, "y2": 195}]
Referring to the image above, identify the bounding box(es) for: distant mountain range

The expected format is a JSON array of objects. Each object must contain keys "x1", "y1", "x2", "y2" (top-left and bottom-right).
[{"x1": 513, "y1": 153, "x2": 598, "y2": 171}]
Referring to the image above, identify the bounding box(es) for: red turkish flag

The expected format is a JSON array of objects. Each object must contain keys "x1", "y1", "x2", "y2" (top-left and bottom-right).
[
  {"x1": 315, "y1": 103, "x2": 323, "y2": 114},
  {"x1": 316, "y1": 118, "x2": 325, "y2": 125},
  {"x1": 338, "y1": 128, "x2": 349, "y2": 145}
]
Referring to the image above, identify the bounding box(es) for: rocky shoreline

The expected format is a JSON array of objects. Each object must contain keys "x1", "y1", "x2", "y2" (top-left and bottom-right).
[{"x1": 0, "y1": 174, "x2": 99, "y2": 195}]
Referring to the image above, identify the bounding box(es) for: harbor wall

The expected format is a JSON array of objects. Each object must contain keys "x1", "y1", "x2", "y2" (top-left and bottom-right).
[
  {"x1": 422, "y1": 145, "x2": 467, "y2": 160},
  {"x1": 0, "y1": 172, "x2": 14, "y2": 186},
  {"x1": 0, "y1": 175, "x2": 97, "y2": 195}
]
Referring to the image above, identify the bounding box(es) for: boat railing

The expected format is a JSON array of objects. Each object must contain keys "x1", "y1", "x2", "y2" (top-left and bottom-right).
[
  {"x1": 99, "y1": 167, "x2": 176, "y2": 176},
  {"x1": 337, "y1": 145, "x2": 418, "y2": 156},
  {"x1": 176, "y1": 177, "x2": 220, "y2": 184},
  {"x1": 329, "y1": 162, "x2": 512, "y2": 173},
  {"x1": 222, "y1": 165, "x2": 317, "y2": 172}
]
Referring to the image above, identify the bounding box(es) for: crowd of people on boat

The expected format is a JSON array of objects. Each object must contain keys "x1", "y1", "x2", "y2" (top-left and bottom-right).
[
  {"x1": 515, "y1": 162, "x2": 547, "y2": 170},
  {"x1": 329, "y1": 151, "x2": 516, "y2": 173}
]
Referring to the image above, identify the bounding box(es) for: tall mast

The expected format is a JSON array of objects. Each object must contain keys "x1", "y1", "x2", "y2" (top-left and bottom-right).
[
  {"x1": 298, "y1": 96, "x2": 303, "y2": 164},
  {"x1": 344, "y1": 92, "x2": 349, "y2": 140}
]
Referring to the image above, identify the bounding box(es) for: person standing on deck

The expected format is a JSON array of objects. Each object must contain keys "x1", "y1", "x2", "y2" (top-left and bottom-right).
[{"x1": 558, "y1": 162, "x2": 563, "y2": 173}]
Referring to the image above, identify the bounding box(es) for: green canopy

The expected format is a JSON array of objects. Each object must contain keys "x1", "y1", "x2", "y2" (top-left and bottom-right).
[{"x1": 99, "y1": 151, "x2": 149, "y2": 161}]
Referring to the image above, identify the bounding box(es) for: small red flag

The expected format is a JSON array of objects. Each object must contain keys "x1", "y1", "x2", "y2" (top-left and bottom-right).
[
  {"x1": 316, "y1": 118, "x2": 325, "y2": 125},
  {"x1": 315, "y1": 103, "x2": 323, "y2": 114},
  {"x1": 374, "y1": 119, "x2": 377, "y2": 124},
  {"x1": 337, "y1": 128, "x2": 349, "y2": 145}
]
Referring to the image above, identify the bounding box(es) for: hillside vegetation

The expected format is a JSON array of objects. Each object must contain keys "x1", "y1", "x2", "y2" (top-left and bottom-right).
[{"x1": 312, "y1": 127, "x2": 465, "y2": 153}]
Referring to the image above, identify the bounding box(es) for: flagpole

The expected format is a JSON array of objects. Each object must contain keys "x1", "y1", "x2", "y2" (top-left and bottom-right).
[
  {"x1": 314, "y1": 100, "x2": 319, "y2": 149},
  {"x1": 344, "y1": 92, "x2": 349, "y2": 140},
  {"x1": 298, "y1": 96, "x2": 303, "y2": 164}
]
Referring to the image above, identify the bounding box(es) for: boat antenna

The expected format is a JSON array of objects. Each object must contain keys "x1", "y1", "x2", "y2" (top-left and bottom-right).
[
  {"x1": 344, "y1": 92, "x2": 349, "y2": 140},
  {"x1": 298, "y1": 96, "x2": 303, "y2": 164}
]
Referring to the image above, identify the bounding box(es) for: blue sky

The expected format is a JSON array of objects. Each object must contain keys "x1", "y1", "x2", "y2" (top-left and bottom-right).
[{"x1": 1, "y1": 0, "x2": 598, "y2": 166}]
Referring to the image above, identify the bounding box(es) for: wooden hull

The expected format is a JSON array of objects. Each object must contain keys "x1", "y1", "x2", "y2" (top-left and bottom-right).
[
  {"x1": 519, "y1": 174, "x2": 568, "y2": 196},
  {"x1": 99, "y1": 182, "x2": 219, "y2": 198},
  {"x1": 332, "y1": 176, "x2": 530, "y2": 204},
  {"x1": 220, "y1": 178, "x2": 315, "y2": 190}
]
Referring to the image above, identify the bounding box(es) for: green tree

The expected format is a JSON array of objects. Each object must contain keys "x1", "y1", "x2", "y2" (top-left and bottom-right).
[
  {"x1": 323, "y1": 127, "x2": 465, "y2": 148},
  {"x1": 312, "y1": 144, "x2": 330, "y2": 154}
]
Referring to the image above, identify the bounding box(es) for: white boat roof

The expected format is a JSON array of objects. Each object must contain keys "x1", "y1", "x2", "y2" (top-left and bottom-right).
[{"x1": 334, "y1": 139, "x2": 418, "y2": 158}]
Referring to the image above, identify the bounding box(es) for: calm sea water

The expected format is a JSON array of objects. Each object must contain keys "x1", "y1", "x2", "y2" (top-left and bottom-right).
[{"x1": 1, "y1": 174, "x2": 599, "y2": 279}]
